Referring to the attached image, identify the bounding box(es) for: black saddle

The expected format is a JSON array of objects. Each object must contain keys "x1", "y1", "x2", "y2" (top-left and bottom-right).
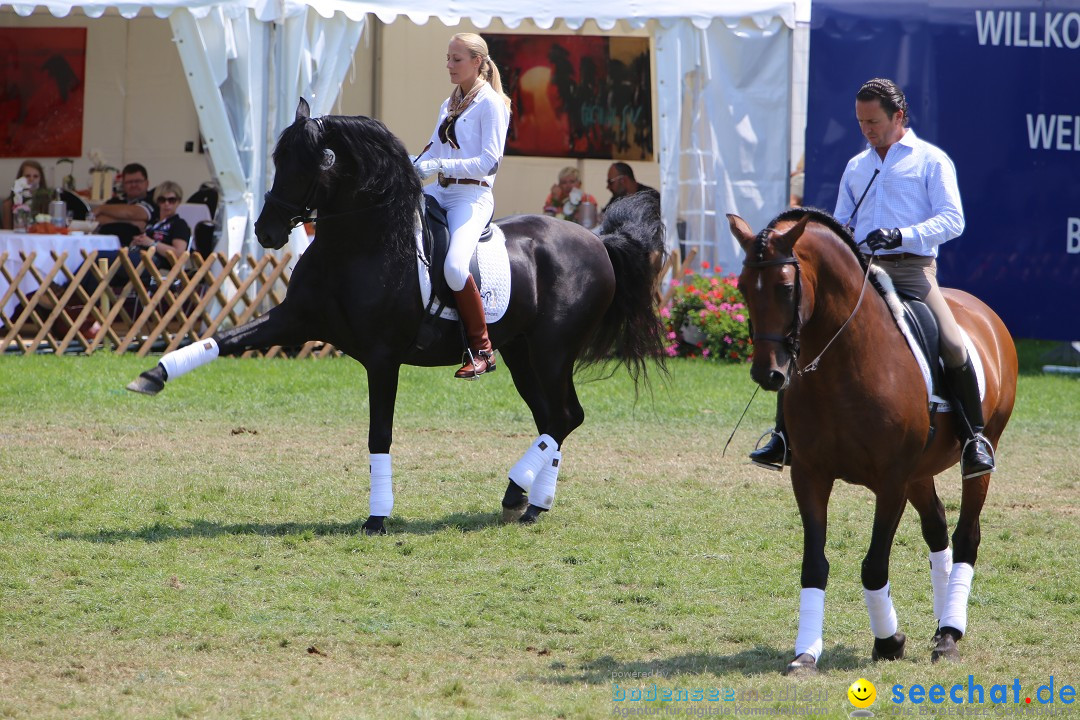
[
  {"x1": 896, "y1": 291, "x2": 945, "y2": 403},
  {"x1": 419, "y1": 195, "x2": 492, "y2": 311}
]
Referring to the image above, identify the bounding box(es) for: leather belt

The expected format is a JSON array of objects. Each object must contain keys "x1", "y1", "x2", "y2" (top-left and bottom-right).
[
  {"x1": 865, "y1": 252, "x2": 926, "y2": 262},
  {"x1": 438, "y1": 173, "x2": 489, "y2": 188}
]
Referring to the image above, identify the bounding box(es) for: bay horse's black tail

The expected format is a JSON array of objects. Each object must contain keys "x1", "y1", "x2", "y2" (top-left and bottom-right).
[{"x1": 581, "y1": 191, "x2": 668, "y2": 387}]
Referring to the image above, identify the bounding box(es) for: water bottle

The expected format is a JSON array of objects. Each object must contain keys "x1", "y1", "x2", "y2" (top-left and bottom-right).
[
  {"x1": 49, "y1": 190, "x2": 68, "y2": 227},
  {"x1": 579, "y1": 200, "x2": 597, "y2": 229}
]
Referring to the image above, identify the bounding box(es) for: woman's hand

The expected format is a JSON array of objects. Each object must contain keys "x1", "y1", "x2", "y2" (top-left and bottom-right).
[{"x1": 132, "y1": 233, "x2": 154, "y2": 249}]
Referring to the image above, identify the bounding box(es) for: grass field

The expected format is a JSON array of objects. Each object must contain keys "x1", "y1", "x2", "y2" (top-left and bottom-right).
[{"x1": 0, "y1": 343, "x2": 1077, "y2": 719}]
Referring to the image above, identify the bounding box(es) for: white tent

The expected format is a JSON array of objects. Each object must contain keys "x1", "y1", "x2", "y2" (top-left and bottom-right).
[{"x1": 7, "y1": 0, "x2": 808, "y2": 270}]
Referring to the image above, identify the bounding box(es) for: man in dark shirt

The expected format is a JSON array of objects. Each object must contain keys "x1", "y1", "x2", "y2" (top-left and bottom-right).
[
  {"x1": 95, "y1": 163, "x2": 158, "y2": 247},
  {"x1": 602, "y1": 162, "x2": 659, "y2": 215}
]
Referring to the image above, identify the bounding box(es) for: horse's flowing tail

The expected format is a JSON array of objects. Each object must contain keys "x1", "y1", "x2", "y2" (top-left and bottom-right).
[{"x1": 580, "y1": 192, "x2": 668, "y2": 387}]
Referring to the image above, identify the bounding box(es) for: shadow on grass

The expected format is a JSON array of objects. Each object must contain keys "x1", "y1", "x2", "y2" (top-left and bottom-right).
[
  {"x1": 54, "y1": 510, "x2": 505, "y2": 543},
  {"x1": 544, "y1": 645, "x2": 866, "y2": 683}
]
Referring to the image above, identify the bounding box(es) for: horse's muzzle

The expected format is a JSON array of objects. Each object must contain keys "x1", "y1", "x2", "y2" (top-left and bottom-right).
[
  {"x1": 750, "y1": 363, "x2": 789, "y2": 391},
  {"x1": 253, "y1": 219, "x2": 289, "y2": 250}
]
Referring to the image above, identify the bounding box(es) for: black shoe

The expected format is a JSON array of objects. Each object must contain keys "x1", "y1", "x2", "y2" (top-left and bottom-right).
[
  {"x1": 749, "y1": 431, "x2": 790, "y2": 471},
  {"x1": 961, "y1": 436, "x2": 995, "y2": 479}
]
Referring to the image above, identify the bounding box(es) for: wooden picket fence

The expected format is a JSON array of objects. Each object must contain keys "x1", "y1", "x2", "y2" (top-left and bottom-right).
[
  {"x1": 0, "y1": 248, "x2": 339, "y2": 357},
  {"x1": 3, "y1": 245, "x2": 694, "y2": 358}
]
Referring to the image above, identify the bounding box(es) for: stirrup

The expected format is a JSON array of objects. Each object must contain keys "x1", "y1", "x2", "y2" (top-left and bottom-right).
[
  {"x1": 750, "y1": 430, "x2": 789, "y2": 472},
  {"x1": 454, "y1": 349, "x2": 495, "y2": 380},
  {"x1": 960, "y1": 434, "x2": 995, "y2": 479}
]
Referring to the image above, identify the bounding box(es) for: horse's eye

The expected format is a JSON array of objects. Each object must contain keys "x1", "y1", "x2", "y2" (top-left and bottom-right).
[{"x1": 777, "y1": 283, "x2": 795, "y2": 299}]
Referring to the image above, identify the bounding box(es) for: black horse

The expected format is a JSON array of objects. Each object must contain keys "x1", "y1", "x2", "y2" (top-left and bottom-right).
[{"x1": 128, "y1": 99, "x2": 666, "y2": 535}]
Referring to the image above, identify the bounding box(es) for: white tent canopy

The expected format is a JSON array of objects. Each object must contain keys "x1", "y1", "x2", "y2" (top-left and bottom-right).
[{"x1": 6, "y1": 0, "x2": 806, "y2": 270}]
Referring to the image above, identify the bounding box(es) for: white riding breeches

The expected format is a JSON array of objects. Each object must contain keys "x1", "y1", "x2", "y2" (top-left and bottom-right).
[{"x1": 426, "y1": 184, "x2": 494, "y2": 291}]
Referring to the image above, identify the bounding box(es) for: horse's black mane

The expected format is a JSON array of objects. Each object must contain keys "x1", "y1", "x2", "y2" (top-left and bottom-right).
[
  {"x1": 759, "y1": 206, "x2": 869, "y2": 274},
  {"x1": 275, "y1": 113, "x2": 422, "y2": 263}
]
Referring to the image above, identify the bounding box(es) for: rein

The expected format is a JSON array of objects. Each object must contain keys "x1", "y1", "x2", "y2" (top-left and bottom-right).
[{"x1": 743, "y1": 235, "x2": 878, "y2": 377}]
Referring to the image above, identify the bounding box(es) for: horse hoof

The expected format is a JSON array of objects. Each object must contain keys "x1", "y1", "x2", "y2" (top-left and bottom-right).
[
  {"x1": 783, "y1": 653, "x2": 818, "y2": 676},
  {"x1": 872, "y1": 631, "x2": 906, "y2": 661},
  {"x1": 517, "y1": 504, "x2": 547, "y2": 525},
  {"x1": 931, "y1": 628, "x2": 961, "y2": 663},
  {"x1": 500, "y1": 480, "x2": 528, "y2": 524},
  {"x1": 126, "y1": 367, "x2": 166, "y2": 395},
  {"x1": 361, "y1": 516, "x2": 387, "y2": 536},
  {"x1": 501, "y1": 503, "x2": 527, "y2": 524}
]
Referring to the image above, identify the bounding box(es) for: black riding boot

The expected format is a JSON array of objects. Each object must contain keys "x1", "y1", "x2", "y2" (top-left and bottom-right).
[
  {"x1": 943, "y1": 357, "x2": 995, "y2": 479},
  {"x1": 750, "y1": 391, "x2": 791, "y2": 470}
]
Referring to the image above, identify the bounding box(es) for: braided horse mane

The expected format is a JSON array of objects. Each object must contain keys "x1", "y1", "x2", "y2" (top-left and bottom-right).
[{"x1": 273, "y1": 113, "x2": 423, "y2": 264}]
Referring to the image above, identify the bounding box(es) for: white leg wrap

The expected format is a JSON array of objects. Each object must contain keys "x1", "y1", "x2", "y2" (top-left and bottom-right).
[
  {"x1": 369, "y1": 453, "x2": 393, "y2": 517},
  {"x1": 864, "y1": 582, "x2": 899, "y2": 639},
  {"x1": 939, "y1": 562, "x2": 974, "y2": 635},
  {"x1": 160, "y1": 337, "x2": 219, "y2": 380},
  {"x1": 507, "y1": 434, "x2": 557, "y2": 492},
  {"x1": 929, "y1": 547, "x2": 954, "y2": 620},
  {"x1": 528, "y1": 450, "x2": 561, "y2": 510},
  {"x1": 794, "y1": 587, "x2": 825, "y2": 660}
]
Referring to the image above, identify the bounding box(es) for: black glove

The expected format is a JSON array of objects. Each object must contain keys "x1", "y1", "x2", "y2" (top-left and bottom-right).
[{"x1": 864, "y1": 228, "x2": 902, "y2": 251}]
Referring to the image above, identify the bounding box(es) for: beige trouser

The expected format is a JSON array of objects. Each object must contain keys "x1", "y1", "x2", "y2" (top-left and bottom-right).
[{"x1": 867, "y1": 255, "x2": 968, "y2": 369}]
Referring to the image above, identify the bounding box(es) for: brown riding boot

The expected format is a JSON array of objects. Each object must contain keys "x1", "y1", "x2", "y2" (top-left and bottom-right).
[{"x1": 452, "y1": 275, "x2": 496, "y2": 379}]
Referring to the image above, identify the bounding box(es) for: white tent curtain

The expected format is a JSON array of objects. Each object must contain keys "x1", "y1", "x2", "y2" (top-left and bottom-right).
[
  {"x1": 169, "y1": 6, "x2": 365, "y2": 259},
  {"x1": 655, "y1": 17, "x2": 791, "y2": 275}
]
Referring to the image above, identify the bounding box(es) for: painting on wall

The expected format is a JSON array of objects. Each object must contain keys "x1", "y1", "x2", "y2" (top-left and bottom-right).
[
  {"x1": 0, "y1": 28, "x2": 87, "y2": 158},
  {"x1": 487, "y1": 34, "x2": 653, "y2": 161}
]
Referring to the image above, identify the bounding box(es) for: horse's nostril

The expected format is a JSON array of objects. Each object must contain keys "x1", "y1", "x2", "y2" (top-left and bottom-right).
[{"x1": 770, "y1": 369, "x2": 787, "y2": 388}]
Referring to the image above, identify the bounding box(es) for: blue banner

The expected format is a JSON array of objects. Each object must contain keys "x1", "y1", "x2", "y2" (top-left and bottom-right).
[{"x1": 804, "y1": 0, "x2": 1080, "y2": 340}]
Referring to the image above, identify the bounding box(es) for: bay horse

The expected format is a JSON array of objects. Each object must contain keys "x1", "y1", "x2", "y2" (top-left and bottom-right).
[
  {"x1": 127, "y1": 99, "x2": 666, "y2": 535},
  {"x1": 729, "y1": 208, "x2": 1017, "y2": 674}
]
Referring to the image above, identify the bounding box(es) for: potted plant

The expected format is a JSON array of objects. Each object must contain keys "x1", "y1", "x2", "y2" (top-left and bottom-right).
[{"x1": 661, "y1": 262, "x2": 753, "y2": 362}]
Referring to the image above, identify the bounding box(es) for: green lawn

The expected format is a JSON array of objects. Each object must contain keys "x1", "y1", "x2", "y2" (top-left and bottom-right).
[{"x1": 0, "y1": 345, "x2": 1076, "y2": 719}]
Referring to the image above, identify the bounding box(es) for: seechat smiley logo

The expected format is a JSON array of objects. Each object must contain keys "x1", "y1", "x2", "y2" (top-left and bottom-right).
[{"x1": 848, "y1": 678, "x2": 877, "y2": 713}]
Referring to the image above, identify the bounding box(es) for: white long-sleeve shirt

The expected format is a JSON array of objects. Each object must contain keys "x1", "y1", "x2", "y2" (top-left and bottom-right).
[
  {"x1": 424, "y1": 83, "x2": 510, "y2": 186},
  {"x1": 834, "y1": 129, "x2": 964, "y2": 258}
]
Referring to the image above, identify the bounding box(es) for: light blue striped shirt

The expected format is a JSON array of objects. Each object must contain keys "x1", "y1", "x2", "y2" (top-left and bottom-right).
[{"x1": 834, "y1": 129, "x2": 964, "y2": 258}]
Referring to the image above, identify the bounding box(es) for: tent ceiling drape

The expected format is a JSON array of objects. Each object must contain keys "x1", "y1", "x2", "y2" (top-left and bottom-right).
[{"x1": 5, "y1": 0, "x2": 807, "y2": 271}]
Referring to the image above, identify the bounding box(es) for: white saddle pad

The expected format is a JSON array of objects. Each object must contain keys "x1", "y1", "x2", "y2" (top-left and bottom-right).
[
  {"x1": 415, "y1": 221, "x2": 511, "y2": 323},
  {"x1": 871, "y1": 266, "x2": 985, "y2": 410}
]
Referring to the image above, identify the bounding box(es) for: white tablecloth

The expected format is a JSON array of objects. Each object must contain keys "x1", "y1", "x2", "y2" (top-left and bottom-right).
[{"x1": 0, "y1": 231, "x2": 121, "y2": 318}]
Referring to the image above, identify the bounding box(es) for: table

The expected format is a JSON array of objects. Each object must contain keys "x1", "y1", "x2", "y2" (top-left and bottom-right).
[{"x1": 0, "y1": 231, "x2": 121, "y2": 317}]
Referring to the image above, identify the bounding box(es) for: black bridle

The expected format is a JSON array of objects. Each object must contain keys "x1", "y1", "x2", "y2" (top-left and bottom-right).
[
  {"x1": 260, "y1": 117, "x2": 352, "y2": 231},
  {"x1": 743, "y1": 235, "x2": 877, "y2": 377},
  {"x1": 742, "y1": 253, "x2": 803, "y2": 367}
]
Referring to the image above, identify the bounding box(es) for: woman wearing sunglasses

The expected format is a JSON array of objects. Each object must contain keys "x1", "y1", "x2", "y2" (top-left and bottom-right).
[
  {"x1": 131, "y1": 181, "x2": 190, "y2": 264},
  {"x1": 413, "y1": 32, "x2": 511, "y2": 379}
]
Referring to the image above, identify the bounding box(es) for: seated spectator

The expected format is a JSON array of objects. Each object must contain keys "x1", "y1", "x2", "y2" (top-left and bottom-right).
[
  {"x1": 542, "y1": 167, "x2": 598, "y2": 226},
  {"x1": 602, "y1": 162, "x2": 659, "y2": 217},
  {"x1": 2, "y1": 160, "x2": 51, "y2": 229},
  {"x1": 94, "y1": 163, "x2": 158, "y2": 247},
  {"x1": 131, "y1": 181, "x2": 190, "y2": 268}
]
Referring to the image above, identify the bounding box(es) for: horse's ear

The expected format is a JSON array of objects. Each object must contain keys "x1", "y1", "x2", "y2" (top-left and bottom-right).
[
  {"x1": 295, "y1": 98, "x2": 311, "y2": 122},
  {"x1": 775, "y1": 214, "x2": 811, "y2": 253},
  {"x1": 727, "y1": 214, "x2": 755, "y2": 251}
]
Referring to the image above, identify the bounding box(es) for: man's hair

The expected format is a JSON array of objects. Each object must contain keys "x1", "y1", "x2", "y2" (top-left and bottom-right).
[
  {"x1": 856, "y1": 78, "x2": 909, "y2": 127},
  {"x1": 611, "y1": 162, "x2": 636, "y2": 181},
  {"x1": 122, "y1": 162, "x2": 148, "y2": 179}
]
